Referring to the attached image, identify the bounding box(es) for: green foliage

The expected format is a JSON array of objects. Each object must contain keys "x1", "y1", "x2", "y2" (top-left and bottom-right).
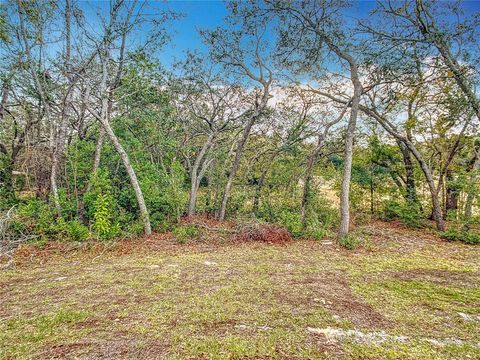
[
  {"x1": 442, "y1": 226, "x2": 480, "y2": 245},
  {"x1": 303, "y1": 224, "x2": 327, "y2": 241},
  {"x1": 16, "y1": 198, "x2": 57, "y2": 240},
  {"x1": 305, "y1": 197, "x2": 339, "y2": 238},
  {"x1": 92, "y1": 193, "x2": 119, "y2": 240},
  {"x1": 124, "y1": 220, "x2": 146, "y2": 237},
  {"x1": 83, "y1": 169, "x2": 116, "y2": 222},
  {"x1": 13, "y1": 199, "x2": 91, "y2": 242},
  {"x1": 0, "y1": 7, "x2": 9, "y2": 43},
  {"x1": 57, "y1": 188, "x2": 77, "y2": 221},
  {"x1": 226, "y1": 191, "x2": 249, "y2": 218},
  {"x1": 65, "y1": 140, "x2": 97, "y2": 194},
  {"x1": 172, "y1": 224, "x2": 200, "y2": 243},
  {"x1": 65, "y1": 220, "x2": 90, "y2": 242},
  {"x1": 383, "y1": 200, "x2": 424, "y2": 228},
  {"x1": 339, "y1": 232, "x2": 362, "y2": 250},
  {"x1": 254, "y1": 192, "x2": 338, "y2": 239},
  {"x1": 0, "y1": 154, "x2": 16, "y2": 210},
  {"x1": 139, "y1": 161, "x2": 187, "y2": 227},
  {"x1": 277, "y1": 211, "x2": 303, "y2": 238}
]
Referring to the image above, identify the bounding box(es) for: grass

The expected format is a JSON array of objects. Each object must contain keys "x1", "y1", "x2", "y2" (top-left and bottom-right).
[{"x1": 0, "y1": 221, "x2": 479, "y2": 359}]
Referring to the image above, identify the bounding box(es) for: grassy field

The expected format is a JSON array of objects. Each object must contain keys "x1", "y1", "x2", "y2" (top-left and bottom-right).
[{"x1": 1, "y1": 221, "x2": 479, "y2": 359}]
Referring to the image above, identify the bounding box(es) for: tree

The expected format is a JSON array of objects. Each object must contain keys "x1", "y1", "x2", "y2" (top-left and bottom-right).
[
  {"x1": 202, "y1": 16, "x2": 274, "y2": 221},
  {"x1": 301, "y1": 99, "x2": 347, "y2": 225},
  {"x1": 83, "y1": 0, "x2": 154, "y2": 235},
  {"x1": 263, "y1": 0, "x2": 364, "y2": 239},
  {"x1": 16, "y1": 0, "x2": 62, "y2": 214},
  {"x1": 366, "y1": 0, "x2": 480, "y2": 121},
  {"x1": 173, "y1": 55, "x2": 247, "y2": 216}
]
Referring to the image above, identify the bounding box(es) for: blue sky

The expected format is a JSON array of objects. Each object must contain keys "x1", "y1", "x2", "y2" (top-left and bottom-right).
[
  {"x1": 143, "y1": 0, "x2": 480, "y2": 69},
  {"x1": 66, "y1": 0, "x2": 480, "y2": 72},
  {"x1": 158, "y1": 1, "x2": 229, "y2": 67}
]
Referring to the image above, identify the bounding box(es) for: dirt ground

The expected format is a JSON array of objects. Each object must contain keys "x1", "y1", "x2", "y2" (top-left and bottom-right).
[{"x1": 1, "y1": 221, "x2": 479, "y2": 359}]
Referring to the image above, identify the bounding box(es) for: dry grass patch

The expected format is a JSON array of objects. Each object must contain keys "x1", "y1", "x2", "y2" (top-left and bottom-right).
[{"x1": 0, "y1": 221, "x2": 479, "y2": 359}]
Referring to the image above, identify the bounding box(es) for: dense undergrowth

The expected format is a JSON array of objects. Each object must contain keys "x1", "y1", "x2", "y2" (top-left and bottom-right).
[{"x1": 2, "y1": 189, "x2": 479, "y2": 255}]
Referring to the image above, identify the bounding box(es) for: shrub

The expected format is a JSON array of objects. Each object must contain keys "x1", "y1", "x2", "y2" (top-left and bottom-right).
[
  {"x1": 172, "y1": 224, "x2": 200, "y2": 243},
  {"x1": 277, "y1": 211, "x2": 303, "y2": 238},
  {"x1": 66, "y1": 220, "x2": 90, "y2": 242},
  {"x1": 306, "y1": 197, "x2": 339, "y2": 227},
  {"x1": 93, "y1": 193, "x2": 119, "y2": 240},
  {"x1": 339, "y1": 233, "x2": 361, "y2": 250},
  {"x1": 83, "y1": 169, "x2": 116, "y2": 223},
  {"x1": 441, "y1": 227, "x2": 480, "y2": 245},
  {"x1": 226, "y1": 190, "x2": 249, "y2": 218},
  {"x1": 383, "y1": 200, "x2": 424, "y2": 228},
  {"x1": 124, "y1": 220, "x2": 146, "y2": 237},
  {"x1": 303, "y1": 225, "x2": 328, "y2": 240},
  {"x1": 57, "y1": 188, "x2": 78, "y2": 221},
  {"x1": 16, "y1": 198, "x2": 57, "y2": 239}
]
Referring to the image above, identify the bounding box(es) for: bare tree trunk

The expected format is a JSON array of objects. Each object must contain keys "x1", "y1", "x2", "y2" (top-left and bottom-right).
[
  {"x1": 188, "y1": 133, "x2": 214, "y2": 216},
  {"x1": 370, "y1": 179, "x2": 374, "y2": 215},
  {"x1": 49, "y1": 143, "x2": 63, "y2": 216},
  {"x1": 312, "y1": 90, "x2": 446, "y2": 232},
  {"x1": 445, "y1": 169, "x2": 458, "y2": 218},
  {"x1": 301, "y1": 134, "x2": 325, "y2": 224},
  {"x1": 252, "y1": 168, "x2": 269, "y2": 215},
  {"x1": 49, "y1": 0, "x2": 74, "y2": 218},
  {"x1": 427, "y1": 40, "x2": 480, "y2": 121},
  {"x1": 89, "y1": 46, "x2": 151, "y2": 235},
  {"x1": 338, "y1": 76, "x2": 362, "y2": 239},
  {"x1": 17, "y1": 0, "x2": 61, "y2": 215},
  {"x1": 77, "y1": 128, "x2": 104, "y2": 222},
  {"x1": 384, "y1": 127, "x2": 445, "y2": 231},
  {"x1": 92, "y1": 129, "x2": 105, "y2": 175},
  {"x1": 0, "y1": 79, "x2": 9, "y2": 120},
  {"x1": 100, "y1": 118, "x2": 151, "y2": 234},
  {"x1": 252, "y1": 151, "x2": 279, "y2": 215},
  {"x1": 218, "y1": 115, "x2": 257, "y2": 221},
  {"x1": 464, "y1": 153, "x2": 480, "y2": 221},
  {"x1": 394, "y1": 131, "x2": 445, "y2": 231},
  {"x1": 0, "y1": 80, "x2": 15, "y2": 202},
  {"x1": 397, "y1": 141, "x2": 418, "y2": 204}
]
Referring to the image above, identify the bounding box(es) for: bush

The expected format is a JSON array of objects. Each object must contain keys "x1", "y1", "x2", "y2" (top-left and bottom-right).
[
  {"x1": 16, "y1": 198, "x2": 57, "y2": 240},
  {"x1": 303, "y1": 225, "x2": 328, "y2": 240},
  {"x1": 58, "y1": 188, "x2": 78, "y2": 221},
  {"x1": 226, "y1": 190, "x2": 249, "y2": 218},
  {"x1": 339, "y1": 233, "x2": 361, "y2": 250},
  {"x1": 83, "y1": 169, "x2": 117, "y2": 223},
  {"x1": 124, "y1": 220, "x2": 146, "y2": 237},
  {"x1": 441, "y1": 227, "x2": 480, "y2": 245},
  {"x1": 172, "y1": 224, "x2": 200, "y2": 243},
  {"x1": 65, "y1": 220, "x2": 90, "y2": 241},
  {"x1": 93, "y1": 193, "x2": 119, "y2": 240},
  {"x1": 277, "y1": 211, "x2": 303, "y2": 238},
  {"x1": 383, "y1": 200, "x2": 424, "y2": 228}
]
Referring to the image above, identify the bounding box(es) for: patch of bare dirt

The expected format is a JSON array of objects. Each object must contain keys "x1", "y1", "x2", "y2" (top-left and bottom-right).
[
  {"x1": 306, "y1": 332, "x2": 344, "y2": 359},
  {"x1": 391, "y1": 269, "x2": 480, "y2": 288},
  {"x1": 34, "y1": 342, "x2": 94, "y2": 359},
  {"x1": 36, "y1": 339, "x2": 171, "y2": 360},
  {"x1": 283, "y1": 271, "x2": 391, "y2": 329},
  {"x1": 363, "y1": 220, "x2": 442, "y2": 247}
]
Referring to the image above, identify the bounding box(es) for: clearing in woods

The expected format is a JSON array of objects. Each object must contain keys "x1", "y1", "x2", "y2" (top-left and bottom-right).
[{"x1": 1, "y1": 221, "x2": 479, "y2": 359}]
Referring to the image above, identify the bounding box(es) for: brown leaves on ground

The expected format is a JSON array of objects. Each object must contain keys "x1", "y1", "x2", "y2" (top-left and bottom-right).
[{"x1": 233, "y1": 221, "x2": 292, "y2": 244}]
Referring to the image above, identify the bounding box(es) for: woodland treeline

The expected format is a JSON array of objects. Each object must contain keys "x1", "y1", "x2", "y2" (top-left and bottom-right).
[{"x1": 0, "y1": 0, "x2": 479, "y2": 246}]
